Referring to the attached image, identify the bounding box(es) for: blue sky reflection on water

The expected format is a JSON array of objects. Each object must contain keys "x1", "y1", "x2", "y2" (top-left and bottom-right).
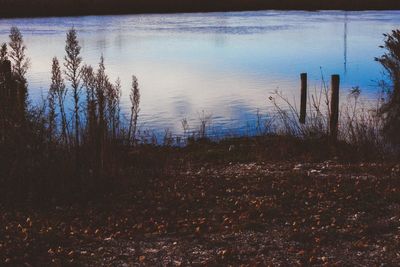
[{"x1": 0, "y1": 11, "x2": 399, "y2": 136}]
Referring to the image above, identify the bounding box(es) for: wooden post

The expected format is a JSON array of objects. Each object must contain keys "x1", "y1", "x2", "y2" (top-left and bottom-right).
[
  {"x1": 299, "y1": 73, "x2": 307, "y2": 124},
  {"x1": 330, "y1": 74, "x2": 340, "y2": 140}
]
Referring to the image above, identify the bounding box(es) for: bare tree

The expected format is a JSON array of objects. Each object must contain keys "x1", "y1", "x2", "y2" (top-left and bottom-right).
[{"x1": 64, "y1": 27, "x2": 82, "y2": 147}]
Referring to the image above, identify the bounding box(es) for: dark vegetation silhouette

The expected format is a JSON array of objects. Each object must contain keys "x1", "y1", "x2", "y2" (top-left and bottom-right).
[
  {"x1": 0, "y1": 0, "x2": 399, "y2": 18},
  {"x1": 376, "y1": 30, "x2": 400, "y2": 145},
  {"x1": 0, "y1": 27, "x2": 399, "y2": 206},
  {"x1": 128, "y1": 75, "x2": 140, "y2": 145},
  {"x1": 0, "y1": 27, "x2": 143, "y2": 204}
]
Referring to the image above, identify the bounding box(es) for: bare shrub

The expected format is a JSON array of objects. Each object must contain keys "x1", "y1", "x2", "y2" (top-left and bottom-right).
[
  {"x1": 0, "y1": 43, "x2": 7, "y2": 61},
  {"x1": 375, "y1": 29, "x2": 400, "y2": 145},
  {"x1": 8, "y1": 27, "x2": 29, "y2": 83},
  {"x1": 51, "y1": 57, "x2": 69, "y2": 145},
  {"x1": 128, "y1": 75, "x2": 140, "y2": 145},
  {"x1": 64, "y1": 27, "x2": 82, "y2": 147}
]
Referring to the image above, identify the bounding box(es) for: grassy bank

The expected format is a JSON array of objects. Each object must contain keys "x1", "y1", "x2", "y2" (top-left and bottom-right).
[{"x1": 0, "y1": 0, "x2": 399, "y2": 18}]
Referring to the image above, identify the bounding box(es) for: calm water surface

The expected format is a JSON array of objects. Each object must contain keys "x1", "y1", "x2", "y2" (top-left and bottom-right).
[{"x1": 1, "y1": 11, "x2": 399, "y2": 136}]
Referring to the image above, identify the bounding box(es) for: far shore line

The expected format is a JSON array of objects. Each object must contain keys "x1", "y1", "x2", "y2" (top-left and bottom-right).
[{"x1": 1, "y1": 1, "x2": 400, "y2": 19}]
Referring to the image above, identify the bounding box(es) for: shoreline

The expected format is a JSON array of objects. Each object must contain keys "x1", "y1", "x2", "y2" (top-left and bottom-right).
[
  {"x1": 2, "y1": 9, "x2": 400, "y2": 21},
  {"x1": 1, "y1": 0, "x2": 400, "y2": 19}
]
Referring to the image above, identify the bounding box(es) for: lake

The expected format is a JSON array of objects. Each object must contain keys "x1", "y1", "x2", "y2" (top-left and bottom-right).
[{"x1": 1, "y1": 11, "x2": 399, "y2": 137}]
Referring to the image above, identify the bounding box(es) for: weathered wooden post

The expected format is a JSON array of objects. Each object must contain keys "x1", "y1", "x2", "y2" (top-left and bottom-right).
[
  {"x1": 299, "y1": 73, "x2": 307, "y2": 124},
  {"x1": 330, "y1": 74, "x2": 340, "y2": 140}
]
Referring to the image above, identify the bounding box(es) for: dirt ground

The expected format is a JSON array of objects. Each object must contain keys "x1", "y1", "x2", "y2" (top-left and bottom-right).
[{"x1": 1, "y1": 160, "x2": 400, "y2": 266}]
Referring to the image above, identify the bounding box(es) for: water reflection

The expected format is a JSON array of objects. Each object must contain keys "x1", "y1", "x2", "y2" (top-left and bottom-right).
[
  {"x1": 0, "y1": 11, "x2": 399, "y2": 136},
  {"x1": 344, "y1": 12, "x2": 348, "y2": 74}
]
